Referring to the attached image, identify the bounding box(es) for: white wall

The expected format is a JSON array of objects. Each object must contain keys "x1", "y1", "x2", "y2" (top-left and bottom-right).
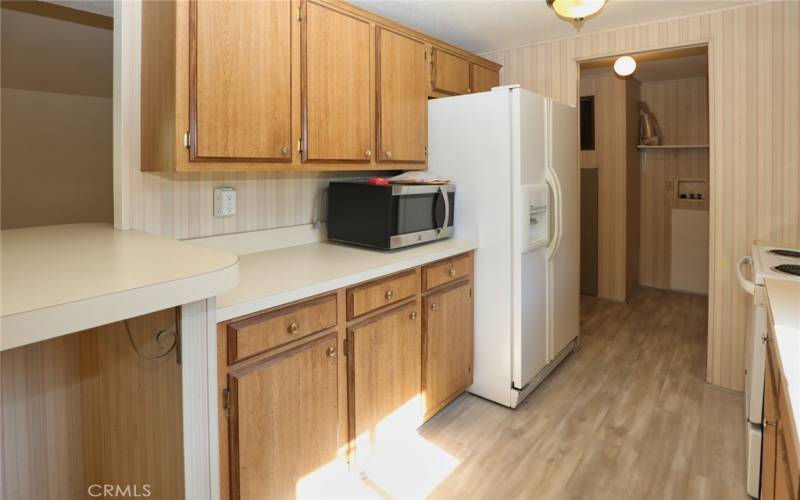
[{"x1": 0, "y1": 7, "x2": 113, "y2": 229}]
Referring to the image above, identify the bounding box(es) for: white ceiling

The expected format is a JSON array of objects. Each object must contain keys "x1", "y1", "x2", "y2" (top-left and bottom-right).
[{"x1": 350, "y1": 0, "x2": 760, "y2": 53}]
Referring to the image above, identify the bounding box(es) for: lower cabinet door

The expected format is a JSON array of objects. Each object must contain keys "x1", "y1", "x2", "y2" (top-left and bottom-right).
[
  {"x1": 776, "y1": 434, "x2": 795, "y2": 500},
  {"x1": 349, "y1": 302, "x2": 422, "y2": 453},
  {"x1": 422, "y1": 281, "x2": 473, "y2": 418},
  {"x1": 764, "y1": 352, "x2": 779, "y2": 500},
  {"x1": 228, "y1": 334, "x2": 339, "y2": 500}
]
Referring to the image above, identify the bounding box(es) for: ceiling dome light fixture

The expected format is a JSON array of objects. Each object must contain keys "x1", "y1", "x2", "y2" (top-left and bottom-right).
[
  {"x1": 613, "y1": 55, "x2": 637, "y2": 77},
  {"x1": 546, "y1": 0, "x2": 607, "y2": 26}
]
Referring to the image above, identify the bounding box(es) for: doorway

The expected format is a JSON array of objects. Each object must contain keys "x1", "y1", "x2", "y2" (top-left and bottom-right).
[{"x1": 577, "y1": 45, "x2": 710, "y2": 302}]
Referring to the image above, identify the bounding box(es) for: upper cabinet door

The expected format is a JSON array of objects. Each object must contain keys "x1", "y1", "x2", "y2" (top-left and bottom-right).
[
  {"x1": 190, "y1": 0, "x2": 292, "y2": 162},
  {"x1": 303, "y1": 2, "x2": 371, "y2": 162},
  {"x1": 470, "y1": 64, "x2": 500, "y2": 93},
  {"x1": 377, "y1": 29, "x2": 428, "y2": 164},
  {"x1": 431, "y1": 48, "x2": 470, "y2": 95}
]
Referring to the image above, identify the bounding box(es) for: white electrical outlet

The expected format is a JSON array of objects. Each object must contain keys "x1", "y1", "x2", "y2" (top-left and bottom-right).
[{"x1": 214, "y1": 187, "x2": 237, "y2": 217}]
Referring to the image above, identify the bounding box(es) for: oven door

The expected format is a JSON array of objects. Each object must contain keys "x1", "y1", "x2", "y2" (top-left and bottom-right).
[{"x1": 390, "y1": 185, "x2": 455, "y2": 249}]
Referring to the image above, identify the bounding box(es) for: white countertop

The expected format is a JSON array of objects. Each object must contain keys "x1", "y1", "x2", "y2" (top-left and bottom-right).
[
  {"x1": 1, "y1": 223, "x2": 239, "y2": 350},
  {"x1": 765, "y1": 278, "x2": 800, "y2": 441},
  {"x1": 214, "y1": 239, "x2": 478, "y2": 322}
]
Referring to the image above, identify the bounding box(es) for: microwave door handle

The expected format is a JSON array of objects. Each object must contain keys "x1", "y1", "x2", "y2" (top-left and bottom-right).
[{"x1": 438, "y1": 185, "x2": 450, "y2": 239}]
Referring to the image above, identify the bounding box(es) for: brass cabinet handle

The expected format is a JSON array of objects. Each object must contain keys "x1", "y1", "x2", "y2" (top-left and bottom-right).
[
  {"x1": 385, "y1": 290, "x2": 395, "y2": 300},
  {"x1": 448, "y1": 268, "x2": 456, "y2": 277},
  {"x1": 287, "y1": 321, "x2": 299, "y2": 334},
  {"x1": 431, "y1": 303, "x2": 439, "y2": 311},
  {"x1": 281, "y1": 145, "x2": 290, "y2": 157},
  {"x1": 410, "y1": 311, "x2": 417, "y2": 320},
  {"x1": 385, "y1": 150, "x2": 393, "y2": 159},
  {"x1": 365, "y1": 149, "x2": 372, "y2": 158},
  {"x1": 326, "y1": 346, "x2": 336, "y2": 358}
]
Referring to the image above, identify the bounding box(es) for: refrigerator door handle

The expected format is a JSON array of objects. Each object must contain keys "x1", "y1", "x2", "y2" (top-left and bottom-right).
[{"x1": 545, "y1": 168, "x2": 563, "y2": 260}]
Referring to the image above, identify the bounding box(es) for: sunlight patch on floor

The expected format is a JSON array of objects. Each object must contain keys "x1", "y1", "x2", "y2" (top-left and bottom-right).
[{"x1": 296, "y1": 395, "x2": 460, "y2": 498}]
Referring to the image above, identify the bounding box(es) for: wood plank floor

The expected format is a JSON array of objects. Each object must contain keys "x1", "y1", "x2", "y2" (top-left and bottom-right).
[{"x1": 419, "y1": 288, "x2": 748, "y2": 500}]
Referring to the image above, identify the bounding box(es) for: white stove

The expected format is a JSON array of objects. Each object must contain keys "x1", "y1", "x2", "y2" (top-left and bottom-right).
[{"x1": 738, "y1": 245, "x2": 800, "y2": 497}]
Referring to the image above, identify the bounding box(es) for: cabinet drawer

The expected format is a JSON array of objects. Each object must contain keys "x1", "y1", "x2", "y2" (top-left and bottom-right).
[
  {"x1": 227, "y1": 294, "x2": 337, "y2": 364},
  {"x1": 347, "y1": 270, "x2": 419, "y2": 319},
  {"x1": 423, "y1": 253, "x2": 471, "y2": 291}
]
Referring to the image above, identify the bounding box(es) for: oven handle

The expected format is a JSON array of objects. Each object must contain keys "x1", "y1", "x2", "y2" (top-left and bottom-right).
[
  {"x1": 438, "y1": 185, "x2": 450, "y2": 239},
  {"x1": 737, "y1": 256, "x2": 755, "y2": 296}
]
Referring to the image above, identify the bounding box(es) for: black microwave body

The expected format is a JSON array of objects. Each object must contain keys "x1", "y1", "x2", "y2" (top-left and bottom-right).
[{"x1": 327, "y1": 182, "x2": 455, "y2": 250}]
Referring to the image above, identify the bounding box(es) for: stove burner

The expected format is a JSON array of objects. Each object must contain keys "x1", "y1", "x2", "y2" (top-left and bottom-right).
[
  {"x1": 774, "y1": 264, "x2": 800, "y2": 277},
  {"x1": 769, "y1": 249, "x2": 800, "y2": 259}
]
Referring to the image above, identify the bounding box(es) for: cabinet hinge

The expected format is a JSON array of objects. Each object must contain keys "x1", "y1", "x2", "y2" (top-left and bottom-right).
[
  {"x1": 343, "y1": 338, "x2": 348, "y2": 357},
  {"x1": 469, "y1": 288, "x2": 473, "y2": 298},
  {"x1": 222, "y1": 388, "x2": 230, "y2": 417},
  {"x1": 424, "y1": 146, "x2": 428, "y2": 157},
  {"x1": 183, "y1": 131, "x2": 190, "y2": 149},
  {"x1": 297, "y1": 5, "x2": 303, "y2": 21},
  {"x1": 297, "y1": 138, "x2": 303, "y2": 153}
]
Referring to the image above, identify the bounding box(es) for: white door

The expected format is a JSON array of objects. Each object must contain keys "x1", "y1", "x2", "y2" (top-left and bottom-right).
[{"x1": 546, "y1": 99, "x2": 580, "y2": 361}]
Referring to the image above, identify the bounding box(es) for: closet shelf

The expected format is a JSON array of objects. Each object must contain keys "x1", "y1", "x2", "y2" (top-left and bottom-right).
[{"x1": 637, "y1": 145, "x2": 709, "y2": 150}]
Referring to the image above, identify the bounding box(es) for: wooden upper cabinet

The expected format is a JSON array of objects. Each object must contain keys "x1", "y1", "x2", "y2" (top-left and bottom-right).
[
  {"x1": 377, "y1": 28, "x2": 428, "y2": 164},
  {"x1": 470, "y1": 64, "x2": 500, "y2": 93},
  {"x1": 303, "y1": 2, "x2": 372, "y2": 162},
  {"x1": 431, "y1": 48, "x2": 471, "y2": 95},
  {"x1": 190, "y1": 0, "x2": 292, "y2": 162},
  {"x1": 141, "y1": 0, "x2": 500, "y2": 172},
  {"x1": 228, "y1": 334, "x2": 339, "y2": 500}
]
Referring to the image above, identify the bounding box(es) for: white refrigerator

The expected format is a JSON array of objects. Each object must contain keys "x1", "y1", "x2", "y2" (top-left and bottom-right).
[{"x1": 429, "y1": 85, "x2": 580, "y2": 408}]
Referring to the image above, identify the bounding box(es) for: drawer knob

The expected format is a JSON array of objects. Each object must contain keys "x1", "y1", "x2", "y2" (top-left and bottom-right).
[
  {"x1": 365, "y1": 149, "x2": 372, "y2": 158},
  {"x1": 410, "y1": 311, "x2": 417, "y2": 320},
  {"x1": 448, "y1": 268, "x2": 456, "y2": 277},
  {"x1": 385, "y1": 150, "x2": 393, "y2": 159},
  {"x1": 385, "y1": 290, "x2": 395, "y2": 300},
  {"x1": 326, "y1": 346, "x2": 337, "y2": 358},
  {"x1": 281, "y1": 145, "x2": 290, "y2": 157},
  {"x1": 431, "y1": 303, "x2": 439, "y2": 311},
  {"x1": 287, "y1": 321, "x2": 299, "y2": 334}
]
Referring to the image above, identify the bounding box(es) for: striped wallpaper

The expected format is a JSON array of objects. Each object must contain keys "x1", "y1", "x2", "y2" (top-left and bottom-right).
[{"x1": 482, "y1": 1, "x2": 800, "y2": 391}]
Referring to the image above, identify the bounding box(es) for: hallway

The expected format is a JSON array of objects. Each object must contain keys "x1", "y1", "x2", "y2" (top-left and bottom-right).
[{"x1": 422, "y1": 288, "x2": 747, "y2": 499}]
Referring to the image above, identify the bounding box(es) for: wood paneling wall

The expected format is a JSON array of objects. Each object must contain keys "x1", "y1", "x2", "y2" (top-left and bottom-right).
[
  {"x1": 116, "y1": 1, "x2": 381, "y2": 240},
  {"x1": 1, "y1": 309, "x2": 184, "y2": 499},
  {"x1": 642, "y1": 77, "x2": 709, "y2": 145},
  {"x1": 625, "y1": 78, "x2": 641, "y2": 301},
  {"x1": 483, "y1": 1, "x2": 800, "y2": 391},
  {"x1": 579, "y1": 74, "x2": 627, "y2": 301},
  {"x1": 639, "y1": 77, "x2": 709, "y2": 291}
]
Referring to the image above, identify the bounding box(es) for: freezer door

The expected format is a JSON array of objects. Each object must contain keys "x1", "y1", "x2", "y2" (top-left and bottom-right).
[
  {"x1": 546, "y1": 99, "x2": 580, "y2": 361},
  {"x1": 428, "y1": 89, "x2": 516, "y2": 406},
  {"x1": 516, "y1": 248, "x2": 549, "y2": 388}
]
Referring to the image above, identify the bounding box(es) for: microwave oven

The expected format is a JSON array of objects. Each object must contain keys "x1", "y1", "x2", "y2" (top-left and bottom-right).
[{"x1": 327, "y1": 182, "x2": 455, "y2": 250}]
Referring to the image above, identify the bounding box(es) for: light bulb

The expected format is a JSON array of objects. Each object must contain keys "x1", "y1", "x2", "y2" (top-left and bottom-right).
[
  {"x1": 614, "y1": 55, "x2": 637, "y2": 77},
  {"x1": 551, "y1": 0, "x2": 606, "y2": 22}
]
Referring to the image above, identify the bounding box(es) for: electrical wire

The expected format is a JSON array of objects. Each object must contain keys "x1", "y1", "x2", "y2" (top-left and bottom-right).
[{"x1": 124, "y1": 317, "x2": 179, "y2": 362}]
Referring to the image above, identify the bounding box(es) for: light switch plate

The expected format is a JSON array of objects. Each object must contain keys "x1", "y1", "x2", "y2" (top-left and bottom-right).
[{"x1": 214, "y1": 187, "x2": 236, "y2": 217}]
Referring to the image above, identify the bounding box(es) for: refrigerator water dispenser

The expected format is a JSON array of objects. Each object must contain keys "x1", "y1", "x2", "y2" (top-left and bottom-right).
[{"x1": 521, "y1": 183, "x2": 549, "y2": 252}]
